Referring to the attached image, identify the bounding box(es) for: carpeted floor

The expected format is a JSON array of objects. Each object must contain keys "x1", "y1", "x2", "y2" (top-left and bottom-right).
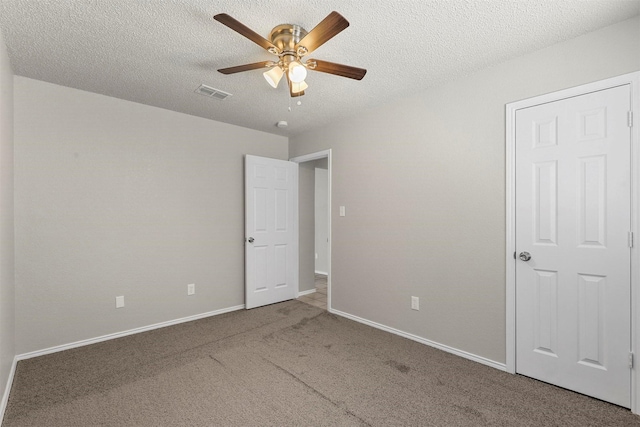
[{"x1": 4, "y1": 300, "x2": 640, "y2": 426}]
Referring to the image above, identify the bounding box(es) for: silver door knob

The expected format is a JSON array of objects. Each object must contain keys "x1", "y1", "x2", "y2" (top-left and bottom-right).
[
  {"x1": 519, "y1": 251, "x2": 532, "y2": 261},
  {"x1": 247, "y1": 237, "x2": 254, "y2": 243}
]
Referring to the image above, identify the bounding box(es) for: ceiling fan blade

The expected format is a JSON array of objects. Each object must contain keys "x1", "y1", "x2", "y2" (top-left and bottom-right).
[
  {"x1": 307, "y1": 59, "x2": 367, "y2": 80},
  {"x1": 214, "y1": 14, "x2": 277, "y2": 52},
  {"x1": 295, "y1": 11, "x2": 349, "y2": 55},
  {"x1": 218, "y1": 61, "x2": 275, "y2": 75}
]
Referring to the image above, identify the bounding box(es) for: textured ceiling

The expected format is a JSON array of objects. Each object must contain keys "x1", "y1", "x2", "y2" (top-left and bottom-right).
[{"x1": 1, "y1": 1, "x2": 639, "y2": 137}]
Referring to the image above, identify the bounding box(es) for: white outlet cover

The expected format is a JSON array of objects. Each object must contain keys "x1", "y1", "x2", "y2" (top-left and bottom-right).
[
  {"x1": 115, "y1": 295, "x2": 125, "y2": 308},
  {"x1": 411, "y1": 296, "x2": 419, "y2": 310},
  {"x1": 188, "y1": 283, "x2": 195, "y2": 295}
]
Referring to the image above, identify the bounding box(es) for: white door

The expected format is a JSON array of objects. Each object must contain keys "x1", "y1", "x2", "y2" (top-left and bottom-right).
[
  {"x1": 245, "y1": 155, "x2": 298, "y2": 309},
  {"x1": 515, "y1": 85, "x2": 631, "y2": 407}
]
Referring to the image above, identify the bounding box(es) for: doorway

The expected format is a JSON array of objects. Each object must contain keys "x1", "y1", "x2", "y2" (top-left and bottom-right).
[
  {"x1": 506, "y1": 72, "x2": 640, "y2": 411},
  {"x1": 290, "y1": 150, "x2": 332, "y2": 311}
]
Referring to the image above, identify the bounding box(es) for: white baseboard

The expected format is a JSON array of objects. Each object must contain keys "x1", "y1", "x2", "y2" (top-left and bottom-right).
[
  {"x1": 297, "y1": 289, "x2": 317, "y2": 297},
  {"x1": 330, "y1": 308, "x2": 506, "y2": 372},
  {"x1": 0, "y1": 356, "x2": 18, "y2": 424},
  {"x1": 314, "y1": 270, "x2": 328, "y2": 275},
  {"x1": 17, "y1": 304, "x2": 245, "y2": 361}
]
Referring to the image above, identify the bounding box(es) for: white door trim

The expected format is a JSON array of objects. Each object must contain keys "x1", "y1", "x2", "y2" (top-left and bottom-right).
[
  {"x1": 290, "y1": 149, "x2": 332, "y2": 312},
  {"x1": 506, "y1": 71, "x2": 640, "y2": 413}
]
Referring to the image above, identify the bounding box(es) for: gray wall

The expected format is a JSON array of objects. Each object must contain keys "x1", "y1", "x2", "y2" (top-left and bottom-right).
[
  {"x1": 314, "y1": 166, "x2": 329, "y2": 274},
  {"x1": 298, "y1": 162, "x2": 316, "y2": 292},
  {"x1": 0, "y1": 30, "x2": 15, "y2": 401},
  {"x1": 298, "y1": 158, "x2": 328, "y2": 292},
  {"x1": 290, "y1": 17, "x2": 640, "y2": 364},
  {"x1": 14, "y1": 77, "x2": 288, "y2": 354}
]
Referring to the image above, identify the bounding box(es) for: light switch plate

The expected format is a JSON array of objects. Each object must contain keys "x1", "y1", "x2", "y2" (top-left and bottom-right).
[
  {"x1": 116, "y1": 295, "x2": 125, "y2": 308},
  {"x1": 339, "y1": 206, "x2": 346, "y2": 217}
]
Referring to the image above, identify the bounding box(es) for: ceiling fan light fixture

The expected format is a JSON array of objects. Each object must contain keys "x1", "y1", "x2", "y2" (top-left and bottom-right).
[
  {"x1": 214, "y1": 12, "x2": 366, "y2": 98},
  {"x1": 288, "y1": 61, "x2": 307, "y2": 83},
  {"x1": 291, "y1": 80, "x2": 308, "y2": 94},
  {"x1": 263, "y1": 66, "x2": 284, "y2": 88}
]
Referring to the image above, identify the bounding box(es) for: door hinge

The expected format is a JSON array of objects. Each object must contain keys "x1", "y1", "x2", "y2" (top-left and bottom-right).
[
  {"x1": 629, "y1": 352, "x2": 634, "y2": 369},
  {"x1": 629, "y1": 111, "x2": 634, "y2": 127},
  {"x1": 629, "y1": 231, "x2": 634, "y2": 248}
]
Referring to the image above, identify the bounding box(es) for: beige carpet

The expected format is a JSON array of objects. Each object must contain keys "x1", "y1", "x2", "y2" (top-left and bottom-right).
[{"x1": 4, "y1": 300, "x2": 639, "y2": 426}]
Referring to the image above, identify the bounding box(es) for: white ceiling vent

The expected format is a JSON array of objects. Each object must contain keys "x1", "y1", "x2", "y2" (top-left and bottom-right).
[{"x1": 195, "y1": 84, "x2": 232, "y2": 100}]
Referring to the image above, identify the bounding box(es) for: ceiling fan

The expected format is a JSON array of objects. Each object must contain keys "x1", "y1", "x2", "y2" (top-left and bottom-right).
[{"x1": 213, "y1": 11, "x2": 367, "y2": 97}]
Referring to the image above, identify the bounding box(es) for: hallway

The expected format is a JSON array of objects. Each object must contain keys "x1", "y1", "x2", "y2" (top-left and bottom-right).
[{"x1": 297, "y1": 273, "x2": 327, "y2": 310}]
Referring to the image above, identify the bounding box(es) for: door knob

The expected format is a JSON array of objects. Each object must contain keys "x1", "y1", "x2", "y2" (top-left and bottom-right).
[
  {"x1": 519, "y1": 251, "x2": 532, "y2": 261},
  {"x1": 247, "y1": 237, "x2": 254, "y2": 243}
]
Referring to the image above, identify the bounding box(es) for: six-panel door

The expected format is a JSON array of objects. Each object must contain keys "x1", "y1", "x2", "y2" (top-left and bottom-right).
[
  {"x1": 245, "y1": 155, "x2": 298, "y2": 309},
  {"x1": 515, "y1": 85, "x2": 632, "y2": 407}
]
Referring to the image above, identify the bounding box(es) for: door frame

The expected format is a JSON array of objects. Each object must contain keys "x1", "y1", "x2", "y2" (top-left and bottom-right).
[
  {"x1": 505, "y1": 71, "x2": 640, "y2": 412},
  {"x1": 290, "y1": 149, "x2": 332, "y2": 311}
]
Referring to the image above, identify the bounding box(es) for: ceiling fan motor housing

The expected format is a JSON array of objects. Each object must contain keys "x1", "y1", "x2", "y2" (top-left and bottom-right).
[
  {"x1": 269, "y1": 24, "x2": 308, "y2": 67},
  {"x1": 269, "y1": 24, "x2": 307, "y2": 53}
]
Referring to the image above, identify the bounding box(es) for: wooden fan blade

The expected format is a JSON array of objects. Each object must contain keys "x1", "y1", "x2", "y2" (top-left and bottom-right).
[
  {"x1": 218, "y1": 61, "x2": 275, "y2": 75},
  {"x1": 307, "y1": 59, "x2": 367, "y2": 80},
  {"x1": 214, "y1": 14, "x2": 277, "y2": 52},
  {"x1": 295, "y1": 11, "x2": 349, "y2": 55}
]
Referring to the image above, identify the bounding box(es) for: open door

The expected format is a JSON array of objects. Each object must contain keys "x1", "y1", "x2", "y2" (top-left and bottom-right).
[{"x1": 245, "y1": 155, "x2": 298, "y2": 309}]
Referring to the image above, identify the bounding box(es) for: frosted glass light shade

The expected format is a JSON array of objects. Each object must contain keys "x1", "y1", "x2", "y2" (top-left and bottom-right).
[
  {"x1": 263, "y1": 66, "x2": 284, "y2": 88},
  {"x1": 288, "y1": 61, "x2": 307, "y2": 83},
  {"x1": 291, "y1": 80, "x2": 308, "y2": 94}
]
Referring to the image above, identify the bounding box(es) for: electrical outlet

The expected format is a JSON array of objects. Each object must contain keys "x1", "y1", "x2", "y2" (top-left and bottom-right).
[
  {"x1": 116, "y1": 295, "x2": 125, "y2": 308},
  {"x1": 187, "y1": 283, "x2": 195, "y2": 296},
  {"x1": 411, "y1": 296, "x2": 419, "y2": 311}
]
